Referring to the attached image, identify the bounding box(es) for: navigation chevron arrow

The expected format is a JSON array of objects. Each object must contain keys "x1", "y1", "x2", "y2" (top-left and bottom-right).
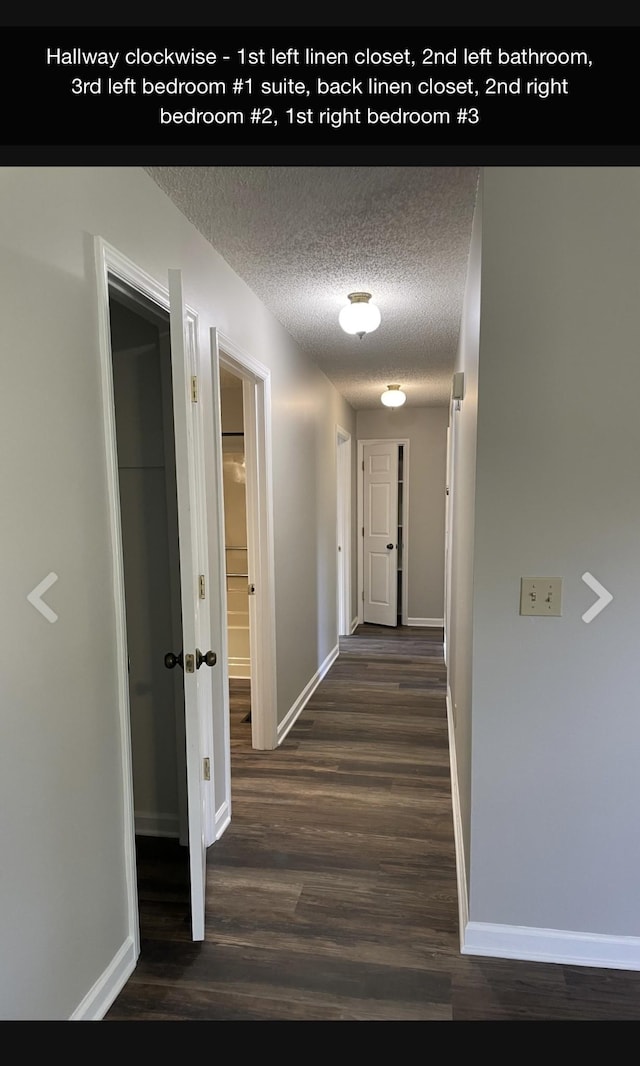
[
  {"x1": 581, "y1": 572, "x2": 613, "y2": 624},
  {"x1": 27, "y1": 572, "x2": 59, "y2": 623}
]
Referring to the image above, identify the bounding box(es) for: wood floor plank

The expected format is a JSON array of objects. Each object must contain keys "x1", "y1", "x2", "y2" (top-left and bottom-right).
[{"x1": 104, "y1": 624, "x2": 640, "y2": 1022}]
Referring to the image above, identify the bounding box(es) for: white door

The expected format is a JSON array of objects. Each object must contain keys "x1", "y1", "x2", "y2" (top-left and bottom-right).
[
  {"x1": 363, "y1": 441, "x2": 399, "y2": 627},
  {"x1": 168, "y1": 269, "x2": 209, "y2": 941}
]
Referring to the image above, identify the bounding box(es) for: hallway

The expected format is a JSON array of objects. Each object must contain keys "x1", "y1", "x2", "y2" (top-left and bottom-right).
[{"x1": 105, "y1": 625, "x2": 640, "y2": 1021}]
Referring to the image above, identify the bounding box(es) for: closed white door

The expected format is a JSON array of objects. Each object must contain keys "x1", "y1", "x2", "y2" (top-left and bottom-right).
[{"x1": 363, "y1": 441, "x2": 399, "y2": 627}]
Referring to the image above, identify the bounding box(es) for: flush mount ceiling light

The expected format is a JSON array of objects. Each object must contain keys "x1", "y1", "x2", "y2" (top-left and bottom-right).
[
  {"x1": 338, "y1": 292, "x2": 381, "y2": 339},
  {"x1": 381, "y1": 384, "x2": 406, "y2": 408}
]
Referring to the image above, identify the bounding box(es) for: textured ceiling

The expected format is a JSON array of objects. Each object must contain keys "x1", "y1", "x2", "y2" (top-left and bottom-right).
[{"x1": 145, "y1": 165, "x2": 480, "y2": 409}]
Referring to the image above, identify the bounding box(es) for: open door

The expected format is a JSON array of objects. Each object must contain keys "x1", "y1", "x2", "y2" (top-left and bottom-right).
[
  {"x1": 168, "y1": 269, "x2": 211, "y2": 941},
  {"x1": 363, "y1": 440, "x2": 399, "y2": 627},
  {"x1": 96, "y1": 239, "x2": 216, "y2": 951}
]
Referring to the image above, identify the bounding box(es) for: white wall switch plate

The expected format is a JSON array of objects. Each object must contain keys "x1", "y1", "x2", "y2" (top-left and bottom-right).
[{"x1": 520, "y1": 577, "x2": 562, "y2": 616}]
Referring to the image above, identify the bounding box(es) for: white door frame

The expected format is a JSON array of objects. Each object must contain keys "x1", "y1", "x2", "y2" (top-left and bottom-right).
[
  {"x1": 211, "y1": 329, "x2": 278, "y2": 751},
  {"x1": 357, "y1": 438, "x2": 410, "y2": 626},
  {"x1": 336, "y1": 425, "x2": 352, "y2": 636},
  {"x1": 93, "y1": 237, "x2": 216, "y2": 952},
  {"x1": 444, "y1": 402, "x2": 457, "y2": 666}
]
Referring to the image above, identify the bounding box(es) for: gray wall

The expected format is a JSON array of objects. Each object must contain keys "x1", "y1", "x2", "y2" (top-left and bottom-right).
[
  {"x1": 0, "y1": 165, "x2": 355, "y2": 1019},
  {"x1": 469, "y1": 167, "x2": 640, "y2": 936},
  {"x1": 357, "y1": 406, "x2": 448, "y2": 623},
  {"x1": 270, "y1": 348, "x2": 357, "y2": 693}
]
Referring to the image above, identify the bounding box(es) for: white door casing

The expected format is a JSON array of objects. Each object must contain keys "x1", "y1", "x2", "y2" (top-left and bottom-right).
[
  {"x1": 362, "y1": 441, "x2": 399, "y2": 627},
  {"x1": 211, "y1": 329, "x2": 278, "y2": 752},
  {"x1": 444, "y1": 410, "x2": 456, "y2": 666},
  {"x1": 336, "y1": 426, "x2": 352, "y2": 636}
]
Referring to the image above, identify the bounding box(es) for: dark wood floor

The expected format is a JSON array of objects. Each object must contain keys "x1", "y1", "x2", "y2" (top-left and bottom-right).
[{"x1": 104, "y1": 625, "x2": 640, "y2": 1021}]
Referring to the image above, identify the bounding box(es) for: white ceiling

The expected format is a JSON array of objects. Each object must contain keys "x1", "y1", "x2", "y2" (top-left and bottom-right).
[{"x1": 145, "y1": 165, "x2": 480, "y2": 409}]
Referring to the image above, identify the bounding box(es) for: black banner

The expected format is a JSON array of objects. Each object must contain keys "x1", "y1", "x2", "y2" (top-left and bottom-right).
[{"x1": 1, "y1": 25, "x2": 639, "y2": 163}]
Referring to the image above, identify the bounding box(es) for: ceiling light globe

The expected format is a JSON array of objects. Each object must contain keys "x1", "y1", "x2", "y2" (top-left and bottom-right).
[
  {"x1": 339, "y1": 292, "x2": 381, "y2": 337},
  {"x1": 381, "y1": 385, "x2": 406, "y2": 408}
]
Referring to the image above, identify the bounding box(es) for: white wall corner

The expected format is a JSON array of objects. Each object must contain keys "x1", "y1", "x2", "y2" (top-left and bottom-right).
[
  {"x1": 277, "y1": 643, "x2": 340, "y2": 744},
  {"x1": 70, "y1": 937, "x2": 137, "y2": 1020}
]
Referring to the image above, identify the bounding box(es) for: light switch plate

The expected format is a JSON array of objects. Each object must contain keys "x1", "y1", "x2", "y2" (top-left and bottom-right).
[{"x1": 520, "y1": 577, "x2": 562, "y2": 616}]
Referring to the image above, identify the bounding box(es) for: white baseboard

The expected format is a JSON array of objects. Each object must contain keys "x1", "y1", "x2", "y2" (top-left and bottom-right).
[
  {"x1": 350, "y1": 615, "x2": 359, "y2": 634},
  {"x1": 446, "y1": 685, "x2": 469, "y2": 949},
  {"x1": 71, "y1": 936, "x2": 137, "y2": 1020},
  {"x1": 277, "y1": 642, "x2": 340, "y2": 744},
  {"x1": 446, "y1": 690, "x2": 640, "y2": 975},
  {"x1": 462, "y1": 921, "x2": 640, "y2": 972},
  {"x1": 214, "y1": 799, "x2": 231, "y2": 841},
  {"x1": 134, "y1": 811, "x2": 180, "y2": 838},
  {"x1": 407, "y1": 617, "x2": 444, "y2": 627}
]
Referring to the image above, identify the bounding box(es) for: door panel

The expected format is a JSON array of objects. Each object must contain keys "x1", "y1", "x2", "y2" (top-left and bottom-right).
[
  {"x1": 370, "y1": 481, "x2": 392, "y2": 535},
  {"x1": 168, "y1": 269, "x2": 207, "y2": 942},
  {"x1": 369, "y1": 551, "x2": 391, "y2": 605},
  {"x1": 363, "y1": 441, "x2": 398, "y2": 626}
]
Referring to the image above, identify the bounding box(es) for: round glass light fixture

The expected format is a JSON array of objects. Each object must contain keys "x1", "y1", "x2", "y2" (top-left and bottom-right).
[
  {"x1": 381, "y1": 384, "x2": 407, "y2": 408},
  {"x1": 338, "y1": 292, "x2": 381, "y2": 339}
]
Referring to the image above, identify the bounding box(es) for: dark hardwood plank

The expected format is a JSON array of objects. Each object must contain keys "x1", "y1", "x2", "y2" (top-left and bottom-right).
[{"x1": 105, "y1": 624, "x2": 640, "y2": 1022}]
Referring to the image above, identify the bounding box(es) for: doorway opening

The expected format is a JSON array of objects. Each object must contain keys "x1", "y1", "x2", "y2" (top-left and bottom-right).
[
  {"x1": 108, "y1": 276, "x2": 190, "y2": 925},
  {"x1": 212, "y1": 331, "x2": 278, "y2": 751},
  {"x1": 219, "y1": 366, "x2": 252, "y2": 745},
  {"x1": 96, "y1": 238, "x2": 214, "y2": 950}
]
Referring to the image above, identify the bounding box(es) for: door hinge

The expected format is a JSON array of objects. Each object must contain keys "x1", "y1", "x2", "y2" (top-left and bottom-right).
[
  {"x1": 362, "y1": 526, "x2": 364, "y2": 537},
  {"x1": 199, "y1": 574, "x2": 206, "y2": 599},
  {"x1": 191, "y1": 375, "x2": 198, "y2": 402},
  {"x1": 248, "y1": 583, "x2": 256, "y2": 595},
  {"x1": 203, "y1": 757, "x2": 210, "y2": 781},
  {"x1": 362, "y1": 459, "x2": 364, "y2": 470},
  {"x1": 362, "y1": 589, "x2": 365, "y2": 601}
]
